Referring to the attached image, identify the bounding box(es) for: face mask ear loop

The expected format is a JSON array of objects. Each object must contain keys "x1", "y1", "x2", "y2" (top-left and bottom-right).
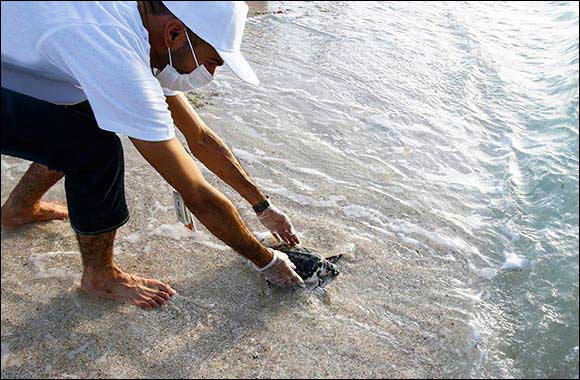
[
  {"x1": 167, "y1": 47, "x2": 173, "y2": 67},
  {"x1": 185, "y1": 31, "x2": 200, "y2": 69}
]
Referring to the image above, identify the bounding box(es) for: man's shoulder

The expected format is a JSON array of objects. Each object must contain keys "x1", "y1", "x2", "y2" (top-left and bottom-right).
[
  {"x1": 39, "y1": 22, "x2": 148, "y2": 67},
  {"x1": 37, "y1": 2, "x2": 147, "y2": 55}
]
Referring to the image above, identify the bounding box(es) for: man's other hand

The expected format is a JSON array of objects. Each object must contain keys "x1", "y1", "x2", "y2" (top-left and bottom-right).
[
  {"x1": 257, "y1": 249, "x2": 305, "y2": 287},
  {"x1": 257, "y1": 205, "x2": 300, "y2": 246}
]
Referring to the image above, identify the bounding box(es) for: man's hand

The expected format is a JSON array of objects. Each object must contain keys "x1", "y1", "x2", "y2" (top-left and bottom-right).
[
  {"x1": 257, "y1": 205, "x2": 300, "y2": 246},
  {"x1": 256, "y1": 249, "x2": 305, "y2": 287}
]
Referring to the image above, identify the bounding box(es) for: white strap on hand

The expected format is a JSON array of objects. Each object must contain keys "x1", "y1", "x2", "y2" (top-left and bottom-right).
[{"x1": 255, "y1": 249, "x2": 280, "y2": 272}]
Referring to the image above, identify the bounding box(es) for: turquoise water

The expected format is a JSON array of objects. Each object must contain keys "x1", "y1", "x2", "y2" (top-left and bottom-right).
[{"x1": 212, "y1": 1, "x2": 579, "y2": 377}]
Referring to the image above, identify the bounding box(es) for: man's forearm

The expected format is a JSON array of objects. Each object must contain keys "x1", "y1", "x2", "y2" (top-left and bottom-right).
[
  {"x1": 190, "y1": 126, "x2": 266, "y2": 205},
  {"x1": 185, "y1": 179, "x2": 273, "y2": 267},
  {"x1": 167, "y1": 94, "x2": 266, "y2": 206},
  {"x1": 130, "y1": 137, "x2": 274, "y2": 268}
]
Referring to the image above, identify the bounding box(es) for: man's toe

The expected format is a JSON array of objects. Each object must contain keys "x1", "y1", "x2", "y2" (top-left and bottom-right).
[
  {"x1": 136, "y1": 300, "x2": 153, "y2": 309},
  {"x1": 143, "y1": 296, "x2": 161, "y2": 309},
  {"x1": 152, "y1": 294, "x2": 168, "y2": 305},
  {"x1": 156, "y1": 291, "x2": 171, "y2": 301}
]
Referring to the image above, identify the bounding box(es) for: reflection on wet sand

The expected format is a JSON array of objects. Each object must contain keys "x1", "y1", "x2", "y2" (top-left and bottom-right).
[{"x1": 246, "y1": 1, "x2": 269, "y2": 16}]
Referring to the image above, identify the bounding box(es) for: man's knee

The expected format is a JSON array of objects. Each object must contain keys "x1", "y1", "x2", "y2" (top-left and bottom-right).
[
  {"x1": 65, "y1": 131, "x2": 125, "y2": 195},
  {"x1": 69, "y1": 131, "x2": 124, "y2": 179},
  {"x1": 64, "y1": 132, "x2": 128, "y2": 235},
  {"x1": 95, "y1": 132, "x2": 124, "y2": 169}
]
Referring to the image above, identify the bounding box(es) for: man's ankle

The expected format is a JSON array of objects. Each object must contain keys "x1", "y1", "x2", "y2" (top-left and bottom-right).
[
  {"x1": 1, "y1": 199, "x2": 39, "y2": 215},
  {"x1": 82, "y1": 264, "x2": 120, "y2": 278}
]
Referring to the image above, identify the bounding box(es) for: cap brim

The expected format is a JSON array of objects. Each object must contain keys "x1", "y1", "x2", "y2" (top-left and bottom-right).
[{"x1": 217, "y1": 50, "x2": 260, "y2": 86}]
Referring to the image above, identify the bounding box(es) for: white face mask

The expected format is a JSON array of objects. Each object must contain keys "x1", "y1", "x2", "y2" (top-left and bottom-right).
[{"x1": 154, "y1": 31, "x2": 213, "y2": 92}]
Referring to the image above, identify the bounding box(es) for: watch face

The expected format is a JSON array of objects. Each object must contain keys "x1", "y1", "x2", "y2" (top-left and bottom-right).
[{"x1": 254, "y1": 199, "x2": 270, "y2": 212}]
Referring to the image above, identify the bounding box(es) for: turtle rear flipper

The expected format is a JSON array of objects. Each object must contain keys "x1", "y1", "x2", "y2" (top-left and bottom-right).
[{"x1": 326, "y1": 254, "x2": 343, "y2": 263}]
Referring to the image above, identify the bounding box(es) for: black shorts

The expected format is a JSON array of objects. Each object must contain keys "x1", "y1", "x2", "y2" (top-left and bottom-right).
[{"x1": 1, "y1": 87, "x2": 129, "y2": 235}]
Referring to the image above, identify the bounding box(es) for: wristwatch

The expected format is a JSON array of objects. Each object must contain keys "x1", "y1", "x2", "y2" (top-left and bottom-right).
[{"x1": 253, "y1": 195, "x2": 271, "y2": 213}]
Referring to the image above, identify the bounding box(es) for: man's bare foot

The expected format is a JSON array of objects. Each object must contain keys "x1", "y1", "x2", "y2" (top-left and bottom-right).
[
  {"x1": 79, "y1": 265, "x2": 177, "y2": 309},
  {"x1": 1, "y1": 201, "x2": 69, "y2": 228}
]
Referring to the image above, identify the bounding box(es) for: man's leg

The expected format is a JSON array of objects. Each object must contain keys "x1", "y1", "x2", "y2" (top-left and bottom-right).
[
  {"x1": 2, "y1": 88, "x2": 176, "y2": 309},
  {"x1": 64, "y1": 128, "x2": 177, "y2": 309},
  {"x1": 1, "y1": 162, "x2": 68, "y2": 227},
  {"x1": 77, "y1": 230, "x2": 176, "y2": 309},
  {"x1": 61, "y1": 128, "x2": 177, "y2": 309}
]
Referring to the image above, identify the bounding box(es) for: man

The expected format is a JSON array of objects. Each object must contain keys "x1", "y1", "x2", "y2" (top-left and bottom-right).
[{"x1": 1, "y1": 1, "x2": 305, "y2": 310}]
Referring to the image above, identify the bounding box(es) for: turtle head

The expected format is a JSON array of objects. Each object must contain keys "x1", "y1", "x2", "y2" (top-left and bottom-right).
[{"x1": 316, "y1": 261, "x2": 340, "y2": 287}]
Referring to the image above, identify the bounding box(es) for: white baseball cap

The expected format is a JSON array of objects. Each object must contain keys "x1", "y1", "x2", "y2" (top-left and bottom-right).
[{"x1": 162, "y1": 1, "x2": 259, "y2": 85}]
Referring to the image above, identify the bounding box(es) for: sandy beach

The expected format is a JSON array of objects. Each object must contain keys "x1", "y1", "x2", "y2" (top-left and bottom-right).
[{"x1": 3, "y1": 1, "x2": 578, "y2": 379}]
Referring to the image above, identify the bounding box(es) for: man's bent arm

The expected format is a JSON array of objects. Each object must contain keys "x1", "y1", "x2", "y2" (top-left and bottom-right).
[
  {"x1": 130, "y1": 137, "x2": 273, "y2": 267},
  {"x1": 166, "y1": 93, "x2": 267, "y2": 206}
]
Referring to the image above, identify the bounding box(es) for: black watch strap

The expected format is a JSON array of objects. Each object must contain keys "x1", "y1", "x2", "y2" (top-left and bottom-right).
[{"x1": 253, "y1": 196, "x2": 271, "y2": 213}]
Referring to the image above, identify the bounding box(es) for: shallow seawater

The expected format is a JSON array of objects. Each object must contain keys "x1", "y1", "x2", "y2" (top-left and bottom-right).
[
  {"x1": 1, "y1": 1, "x2": 578, "y2": 378},
  {"x1": 215, "y1": 1, "x2": 579, "y2": 378}
]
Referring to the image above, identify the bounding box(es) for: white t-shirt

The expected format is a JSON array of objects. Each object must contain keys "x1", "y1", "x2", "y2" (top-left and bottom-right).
[{"x1": 1, "y1": 1, "x2": 178, "y2": 141}]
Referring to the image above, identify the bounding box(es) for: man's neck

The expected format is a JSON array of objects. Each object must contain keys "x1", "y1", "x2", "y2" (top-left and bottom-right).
[{"x1": 137, "y1": 1, "x2": 161, "y2": 70}]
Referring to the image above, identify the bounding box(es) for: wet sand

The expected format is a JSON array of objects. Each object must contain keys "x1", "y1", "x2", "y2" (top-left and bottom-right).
[{"x1": 1, "y1": 134, "x2": 470, "y2": 379}]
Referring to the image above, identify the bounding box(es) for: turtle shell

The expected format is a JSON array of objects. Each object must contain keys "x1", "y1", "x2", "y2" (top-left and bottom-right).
[{"x1": 270, "y1": 244, "x2": 324, "y2": 282}]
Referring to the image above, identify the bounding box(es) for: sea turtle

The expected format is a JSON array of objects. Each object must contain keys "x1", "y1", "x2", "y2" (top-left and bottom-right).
[
  {"x1": 254, "y1": 232, "x2": 343, "y2": 288},
  {"x1": 269, "y1": 243, "x2": 342, "y2": 288}
]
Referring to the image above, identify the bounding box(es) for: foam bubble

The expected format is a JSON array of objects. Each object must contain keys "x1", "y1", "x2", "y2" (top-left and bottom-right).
[
  {"x1": 232, "y1": 148, "x2": 288, "y2": 165},
  {"x1": 293, "y1": 166, "x2": 352, "y2": 185},
  {"x1": 124, "y1": 232, "x2": 141, "y2": 244},
  {"x1": 0, "y1": 343, "x2": 20, "y2": 370},
  {"x1": 500, "y1": 251, "x2": 530, "y2": 271},
  {"x1": 199, "y1": 241, "x2": 230, "y2": 251},
  {"x1": 565, "y1": 346, "x2": 579, "y2": 364},
  {"x1": 471, "y1": 265, "x2": 498, "y2": 280},
  {"x1": 343, "y1": 204, "x2": 386, "y2": 225},
  {"x1": 454, "y1": 288, "x2": 484, "y2": 303},
  {"x1": 150, "y1": 223, "x2": 193, "y2": 240},
  {"x1": 27, "y1": 251, "x2": 79, "y2": 279},
  {"x1": 67, "y1": 342, "x2": 91, "y2": 359},
  {"x1": 289, "y1": 178, "x2": 315, "y2": 192},
  {"x1": 1, "y1": 343, "x2": 10, "y2": 370},
  {"x1": 343, "y1": 204, "x2": 489, "y2": 263},
  {"x1": 267, "y1": 186, "x2": 344, "y2": 208},
  {"x1": 397, "y1": 233, "x2": 429, "y2": 249}
]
